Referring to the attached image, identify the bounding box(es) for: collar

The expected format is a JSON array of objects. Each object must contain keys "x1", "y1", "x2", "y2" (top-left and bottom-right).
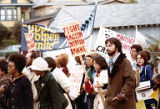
[
  {"x1": 108, "y1": 53, "x2": 126, "y2": 78},
  {"x1": 40, "y1": 72, "x2": 51, "y2": 83},
  {"x1": 11, "y1": 74, "x2": 25, "y2": 83},
  {"x1": 96, "y1": 71, "x2": 101, "y2": 77},
  {"x1": 110, "y1": 52, "x2": 120, "y2": 64}
]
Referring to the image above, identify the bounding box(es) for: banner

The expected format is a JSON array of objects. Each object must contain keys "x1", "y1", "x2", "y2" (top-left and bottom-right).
[
  {"x1": 135, "y1": 26, "x2": 147, "y2": 47},
  {"x1": 69, "y1": 64, "x2": 84, "y2": 92},
  {"x1": 94, "y1": 27, "x2": 135, "y2": 60},
  {"x1": 63, "y1": 22, "x2": 87, "y2": 56},
  {"x1": 21, "y1": 24, "x2": 67, "y2": 51},
  {"x1": 81, "y1": 4, "x2": 97, "y2": 51}
]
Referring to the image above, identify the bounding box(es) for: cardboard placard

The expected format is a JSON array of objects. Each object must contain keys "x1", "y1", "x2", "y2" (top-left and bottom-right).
[{"x1": 63, "y1": 22, "x2": 87, "y2": 56}]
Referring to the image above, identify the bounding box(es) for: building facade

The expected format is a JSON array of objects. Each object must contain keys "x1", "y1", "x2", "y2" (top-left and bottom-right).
[{"x1": 0, "y1": 0, "x2": 33, "y2": 28}]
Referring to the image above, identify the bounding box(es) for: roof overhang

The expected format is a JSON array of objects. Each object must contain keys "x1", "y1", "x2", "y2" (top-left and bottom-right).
[
  {"x1": 0, "y1": 4, "x2": 34, "y2": 7},
  {"x1": 25, "y1": 14, "x2": 53, "y2": 24}
]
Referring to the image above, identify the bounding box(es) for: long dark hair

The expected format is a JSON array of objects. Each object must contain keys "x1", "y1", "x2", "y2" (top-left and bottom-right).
[
  {"x1": 44, "y1": 57, "x2": 56, "y2": 72},
  {"x1": 137, "y1": 51, "x2": 148, "y2": 66},
  {"x1": 94, "y1": 55, "x2": 109, "y2": 72}
]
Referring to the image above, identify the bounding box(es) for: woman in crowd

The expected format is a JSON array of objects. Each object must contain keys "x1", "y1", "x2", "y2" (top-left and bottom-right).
[
  {"x1": 31, "y1": 57, "x2": 68, "y2": 109},
  {"x1": 92, "y1": 55, "x2": 108, "y2": 109},
  {"x1": 130, "y1": 44, "x2": 143, "y2": 87},
  {"x1": 136, "y1": 51, "x2": 157, "y2": 109},
  {"x1": 4, "y1": 54, "x2": 33, "y2": 109},
  {"x1": 74, "y1": 56, "x2": 87, "y2": 109},
  {"x1": 23, "y1": 51, "x2": 40, "y2": 109},
  {"x1": 130, "y1": 44, "x2": 143, "y2": 70},
  {"x1": 55, "y1": 53, "x2": 70, "y2": 77},
  {"x1": 45, "y1": 57, "x2": 78, "y2": 109},
  {"x1": 0, "y1": 59, "x2": 10, "y2": 109},
  {"x1": 55, "y1": 53, "x2": 77, "y2": 109},
  {"x1": 84, "y1": 53, "x2": 99, "y2": 109},
  {"x1": 153, "y1": 73, "x2": 160, "y2": 108},
  {"x1": 0, "y1": 59, "x2": 8, "y2": 78}
]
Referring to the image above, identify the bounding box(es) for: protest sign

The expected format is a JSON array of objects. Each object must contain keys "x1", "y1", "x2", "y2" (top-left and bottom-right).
[
  {"x1": 94, "y1": 27, "x2": 135, "y2": 60},
  {"x1": 63, "y1": 22, "x2": 87, "y2": 57},
  {"x1": 136, "y1": 81, "x2": 153, "y2": 101},
  {"x1": 24, "y1": 30, "x2": 35, "y2": 52},
  {"x1": 69, "y1": 64, "x2": 84, "y2": 92},
  {"x1": 21, "y1": 24, "x2": 66, "y2": 51},
  {"x1": 43, "y1": 47, "x2": 83, "y2": 93}
]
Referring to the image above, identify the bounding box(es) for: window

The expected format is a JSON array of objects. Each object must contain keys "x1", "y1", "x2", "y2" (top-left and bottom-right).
[
  {"x1": 13, "y1": 9, "x2": 17, "y2": 20},
  {"x1": 0, "y1": 8, "x2": 17, "y2": 21},
  {"x1": 21, "y1": 12, "x2": 25, "y2": 22},
  {"x1": 0, "y1": 9, "x2": 6, "y2": 21},
  {"x1": 49, "y1": 9, "x2": 54, "y2": 14},
  {"x1": 7, "y1": 8, "x2": 12, "y2": 20},
  {"x1": 11, "y1": 0, "x2": 17, "y2": 3}
]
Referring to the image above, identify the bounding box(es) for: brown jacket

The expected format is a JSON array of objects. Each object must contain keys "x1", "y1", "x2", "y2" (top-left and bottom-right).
[{"x1": 104, "y1": 53, "x2": 136, "y2": 109}]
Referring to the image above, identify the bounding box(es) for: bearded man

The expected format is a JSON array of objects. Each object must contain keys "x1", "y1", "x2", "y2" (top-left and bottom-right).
[{"x1": 104, "y1": 38, "x2": 136, "y2": 109}]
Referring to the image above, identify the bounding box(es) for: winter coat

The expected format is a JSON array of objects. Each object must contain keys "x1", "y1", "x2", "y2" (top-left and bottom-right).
[
  {"x1": 104, "y1": 53, "x2": 136, "y2": 109},
  {"x1": 4, "y1": 74, "x2": 33, "y2": 109},
  {"x1": 34, "y1": 72, "x2": 68, "y2": 109},
  {"x1": 23, "y1": 67, "x2": 39, "y2": 102}
]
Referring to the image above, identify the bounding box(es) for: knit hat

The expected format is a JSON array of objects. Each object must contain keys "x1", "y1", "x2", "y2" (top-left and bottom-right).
[{"x1": 30, "y1": 57, "x2": 50, "y2": 71}]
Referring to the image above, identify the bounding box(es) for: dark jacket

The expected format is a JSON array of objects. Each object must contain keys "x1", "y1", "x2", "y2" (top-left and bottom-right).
[
  {"x1": 105, "y1": 53, "x2": 136, "y2": 109},
  {"x1": 140, "y1": 65, "x2": 156, "y2": 105},
  {"x1": 140, "y1": 65, "x2": 154, "y2": 82},
  {"x1": 4, "y1": 74, "x2": 33, "y2": 109},
  {"x1": 34, "y1": 72, "x2": 68, "y2": 109}
]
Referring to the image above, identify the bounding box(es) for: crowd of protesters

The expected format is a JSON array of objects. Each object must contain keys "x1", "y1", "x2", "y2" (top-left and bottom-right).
[{"x1": 0, "y1": 37, "x2": 160, "y2": 109}]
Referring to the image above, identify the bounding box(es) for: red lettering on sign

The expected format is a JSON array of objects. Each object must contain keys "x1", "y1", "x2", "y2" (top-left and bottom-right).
[{"x1": 116, "y1": 34, "x2": 135, "y2": 44}]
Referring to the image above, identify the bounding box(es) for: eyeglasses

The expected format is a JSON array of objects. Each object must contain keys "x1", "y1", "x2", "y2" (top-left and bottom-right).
[{"x1": 8, "y1": 65, "x2": 15, "y2": 68}]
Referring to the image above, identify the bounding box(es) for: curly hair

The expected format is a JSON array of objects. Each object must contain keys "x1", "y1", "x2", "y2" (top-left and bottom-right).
[
  {"x1": 0, "y1": 59, "x2": 8, "y2": 74},
  {"x1": 56, "y1": 53, "x2": 68, "y2": 67},
  {"x1": 131, "y1": 44, "x2": 143, "y2": 52},
  {"x1": 9, "y1": 54, "x2": 26, "y2": 74}
]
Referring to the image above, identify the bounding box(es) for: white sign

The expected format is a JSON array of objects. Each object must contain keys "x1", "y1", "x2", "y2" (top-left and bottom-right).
[
  {"x1": 94, "y1": 27, "x2": 135, "y2": 61},
  {"x1": 69, "y1": 64, "x2": 84, "y2": 92},
  {"x1": 136, "y1": 81, "x2": 153, "y2": 101}
]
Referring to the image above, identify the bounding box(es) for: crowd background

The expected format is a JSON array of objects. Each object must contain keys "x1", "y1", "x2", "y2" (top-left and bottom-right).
[{"x1": 0, "y1": 38, "x2": 160, "y2": 109}]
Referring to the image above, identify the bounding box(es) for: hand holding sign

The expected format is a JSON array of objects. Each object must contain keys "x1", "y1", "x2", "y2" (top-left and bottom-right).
[{"x1": 63, "y1": 21, "x2": 88, "y2": 78}]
